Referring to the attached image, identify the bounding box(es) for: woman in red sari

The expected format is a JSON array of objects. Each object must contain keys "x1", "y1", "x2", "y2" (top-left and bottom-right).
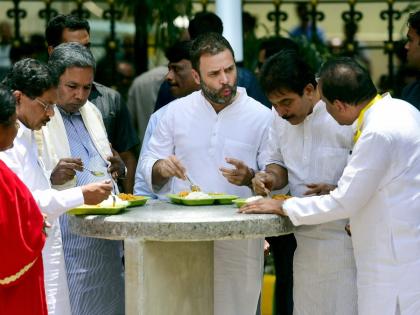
[{"x1": 0, "y1": 87, "x2": 47, "y2": 315}]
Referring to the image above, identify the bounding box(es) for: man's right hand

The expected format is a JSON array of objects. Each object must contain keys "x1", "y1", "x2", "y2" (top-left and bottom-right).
[
  {"x1": 81, "y1": 180, "x2": 113, "y2": 205},
  {"x1": 153, "y1": 155, "x2": 186, "y2": 179},
  {"x1": 50, "y1": 158, "x2": 83, "y2": 185},
  {"x1": 252, "y1": 171, "x2": 275, "y2": 196}
]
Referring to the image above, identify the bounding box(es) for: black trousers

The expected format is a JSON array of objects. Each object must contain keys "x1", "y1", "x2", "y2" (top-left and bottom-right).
[{"x1": 266, "y1": 233, "x2": 297, "y2": 315}]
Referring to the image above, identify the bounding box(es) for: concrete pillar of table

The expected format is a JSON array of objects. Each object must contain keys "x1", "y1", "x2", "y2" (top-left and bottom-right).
[
  {"x1": 124, "y1": 239, "x2": 214, "y2": 315},
  {"x1": 215, "y1": 0, "x2": 243, "y2": 62}
]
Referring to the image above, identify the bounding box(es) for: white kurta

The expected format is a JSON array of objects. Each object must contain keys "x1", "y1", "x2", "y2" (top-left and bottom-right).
[
  {"x1": 0, "y1": 121, "x2": 84, "y2": 315},
  {"x1": 284, "y1": 94, "x2": 420, "y2": 315},
  {"x1": 267, "y1": 101, "x2": 357, "y2": 315},
  {"x1": 140, "y1": 88, "x2": 272, "y2": 315}
]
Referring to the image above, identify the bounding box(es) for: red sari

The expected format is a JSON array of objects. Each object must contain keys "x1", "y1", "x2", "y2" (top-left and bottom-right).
[{"x1": 0, "y1": 160, "x2": 47, "y2": 315}]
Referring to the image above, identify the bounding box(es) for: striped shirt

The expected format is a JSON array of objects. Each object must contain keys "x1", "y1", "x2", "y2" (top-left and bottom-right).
[{"x1": 58, "y1": 108, "x2": 124, "y2": 315}]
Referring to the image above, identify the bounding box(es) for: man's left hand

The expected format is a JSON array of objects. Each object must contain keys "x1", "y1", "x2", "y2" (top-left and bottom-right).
[
  {"x1": 107, "y1": 147, "x2": 126, "y2": 180},
  {"x1": 220, "y1": 157, "x2": 254, "y2": 186},
  {"x1": 238, "y1": 198, "x2": 287, "y2": 216}
]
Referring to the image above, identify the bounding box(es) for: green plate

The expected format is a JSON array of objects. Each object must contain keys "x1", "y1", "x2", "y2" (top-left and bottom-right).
[
  {"x1": 125, "y1": 196, "x2": 151, "y2": 207},
  {"x1": 167, "y1": 194, "x2": 238, "y2": 206},
  {"x1": 232, "y1": 198, "x2": 247, "y2": 208},
  {"x1": 67, "y1": 204, "x2": 127, "y2": 215},
  {"x1": 167, "y1": 194, "x2": 215, "y2": 206},
  {"x1": 209, "y1": 194, "x2": 239, "y2": 205}
]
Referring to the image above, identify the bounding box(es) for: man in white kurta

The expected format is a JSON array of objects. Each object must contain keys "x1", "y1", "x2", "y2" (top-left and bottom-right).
[
  {"x1": 266, "y1": 102, "x2": 357, "y2": 314},
  {"x1": 251, "y1": 50, "x2": 357, "y2": 314},
  {"x1": 140, "y1": 33, "x2": 272, "y2": 315},
  {"x1": 0, "y1": 58, "x2": 112, "y2": 315},
  {"x1": 241, "y1": 58, "x2": 420, "y2": 315},
  {"x1": 283, "y1": 93, "x2": 420, "y2": 315}
]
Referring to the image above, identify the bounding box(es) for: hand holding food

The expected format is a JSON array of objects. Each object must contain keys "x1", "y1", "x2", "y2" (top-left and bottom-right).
[
  {"x1": 252, "y1": 171, "x2": 275, "y2": 196},
  {"x1": 154, "y1": 155, "x2": 187, "y2": 180},
  {"x1": 50, "y1": 157, "x2": 83, "y2": 185},
  {"x1": 81, "y1": 180, "x2": 113, "y2": 205}
]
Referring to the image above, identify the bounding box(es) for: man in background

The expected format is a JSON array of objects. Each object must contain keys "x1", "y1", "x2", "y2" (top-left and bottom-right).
[
  {"x1": 127, "y1": 65, "x2": 167, "y2": 145},
  {"x1": 403, "y1": 10, "x2": 420, "y2": 109}
]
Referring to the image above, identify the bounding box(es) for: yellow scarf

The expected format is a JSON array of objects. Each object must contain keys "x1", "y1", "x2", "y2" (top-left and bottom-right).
[{"x1": 353, "y1": 94, "x2": 382, "y2": 143}]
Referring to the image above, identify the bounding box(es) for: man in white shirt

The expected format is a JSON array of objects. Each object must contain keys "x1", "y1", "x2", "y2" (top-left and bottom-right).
[
  {"x1": 140, "y1": 32, "x2": 272, "y2": 315},
  {"x1": 0, "y1": 58, "x2": 112, "y2": 315},
  {"x1": 240, "y1": 57, "x2": 420, "y2": 315},
  {"x1": 249, "y1": 50, "x2": 357, "y2": 315}
]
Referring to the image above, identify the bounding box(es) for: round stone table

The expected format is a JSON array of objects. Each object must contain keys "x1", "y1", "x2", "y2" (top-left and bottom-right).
[{"x1": 69, "y1": 200, "x2": 294, "y2": 315}]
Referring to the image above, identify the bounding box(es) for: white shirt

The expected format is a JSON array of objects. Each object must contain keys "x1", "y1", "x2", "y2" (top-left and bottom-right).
[
  {"x1": 284, "y1": 94, "x2": 420, "y2": 315},
  {"x1": 0, "y1": 121, "x2": 83, "y2": 315},
  {"x1": 268, "y1": 101, "x2": 357, "y2": 314},
  {"x1": 141, "y1": 88, "x2": 272, "y2": 315}
]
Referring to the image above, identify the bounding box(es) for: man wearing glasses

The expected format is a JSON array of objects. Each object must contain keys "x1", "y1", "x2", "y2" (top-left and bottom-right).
[{"x1": 0, "y1": 58, "x2": 113, "y2": 315}]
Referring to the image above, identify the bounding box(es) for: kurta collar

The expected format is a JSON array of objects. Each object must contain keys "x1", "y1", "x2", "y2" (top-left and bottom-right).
[
  {"x1": 17, "y1": 119, "x2": 32, "y2": 140},
  {"x1": 303, "y1": 99, "x2": 323, "y2": 123},
  {"x1": 57, "y1": 105, "x2": 82, "y2": 117},
  {"x1": 351, "y1": 92, "x2": 390, "y2": 136}
]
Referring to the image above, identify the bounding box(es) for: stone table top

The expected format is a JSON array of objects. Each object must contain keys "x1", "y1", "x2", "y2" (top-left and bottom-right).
[{"x1": 68, "y1": 200, "x2": 295, "y2": 241}]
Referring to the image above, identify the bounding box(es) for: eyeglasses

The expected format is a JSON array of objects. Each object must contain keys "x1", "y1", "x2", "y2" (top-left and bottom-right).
[{"x1": 35, "y1": 98, "x2": 55, "y2": 112}]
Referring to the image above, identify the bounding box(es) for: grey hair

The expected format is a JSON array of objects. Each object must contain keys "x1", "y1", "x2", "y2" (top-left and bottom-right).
[{"x1": 48, "y1": 42, "x2": 96, "y2": 79}]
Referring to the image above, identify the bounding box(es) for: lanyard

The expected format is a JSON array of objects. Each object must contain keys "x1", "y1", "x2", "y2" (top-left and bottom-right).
[{"x1": 353, "y1": 94, "x2": 382, "y2": 144}]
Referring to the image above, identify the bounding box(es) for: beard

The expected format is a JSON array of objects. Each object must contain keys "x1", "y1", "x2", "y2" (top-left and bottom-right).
[{"x1": 200, "y1": 80, "x2": 238, "y2": 106}]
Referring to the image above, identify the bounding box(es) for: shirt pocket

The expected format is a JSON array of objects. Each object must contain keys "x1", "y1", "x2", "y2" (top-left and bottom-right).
[
  {"x1": 222, "y1": 138, "x2": 257, "y2": 169},
  {"x1": 316, "y1": 147, "x2": 349, "y2": 184}
]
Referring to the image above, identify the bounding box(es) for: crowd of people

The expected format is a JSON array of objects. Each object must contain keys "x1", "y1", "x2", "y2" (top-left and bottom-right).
[{"x1": 1, "y1": 7, "x2": 420, "y2": 315}]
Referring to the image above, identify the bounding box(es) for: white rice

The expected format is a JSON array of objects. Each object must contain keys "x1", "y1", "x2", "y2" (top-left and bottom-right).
[
  {"x1": 99, "y1": 195, "x2": 129, "y2": 207},
  {"x1": 184, "y1": 192, "x2": 212, "y2": 199},
  {"x1": 245, "y1": 196, "x2": 263, "y2": 203}
]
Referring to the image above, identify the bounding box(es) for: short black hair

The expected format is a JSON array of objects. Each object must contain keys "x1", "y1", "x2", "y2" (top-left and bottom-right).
[
  {"x1": 165, "y1": 40, "x2": 193, "y2": 63},
  {"x1": 190, "y1": 33, "x2": 235, "y2": 72},
  {"x1": 188, "y1": 12, "x2": 223, "y2": 39},
  {"x1": 0, "y1": 87, "x2": 16, "y2": 126},
  {"x1": 1, "y1": 58, "x2": 57, "y2": 99},
  {"x1": 318, "y1": 57, "x2": 377, "y2": 105},
  {"x1": 259, "y1": 36, "x2": 299, "y2": 60},
  {"x1": 45, "y1": 14, "x2": 90, "y2": 48},
  {"x1": 408, "y1": 11, "x2": 420, "y2": 37},
  {"x1": 260, "y1": 49, "x2": 316, "y2": 96}
]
